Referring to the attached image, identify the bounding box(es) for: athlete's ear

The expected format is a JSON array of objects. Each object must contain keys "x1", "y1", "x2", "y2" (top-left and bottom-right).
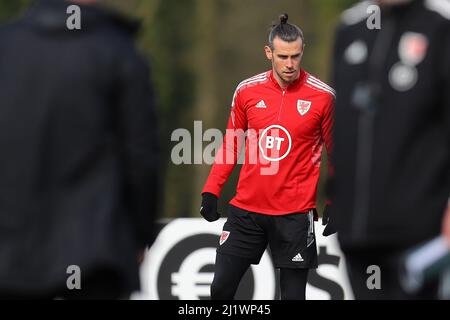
[{"x1": 264, "y1": 45, "x2": 273, "y2": 60}]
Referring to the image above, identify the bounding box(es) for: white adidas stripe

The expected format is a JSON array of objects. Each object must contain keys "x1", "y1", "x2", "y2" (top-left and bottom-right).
[
  {"x1": 307, "y1": 78, "x2": 334, "y2": 92},
  {"x1": 246, "y1": 72, "x2": 268, "y2": 80},
  {"x1": 306, "y1": 80, "x2": 336, "y2": 97},
  {"x1": 236, "y1": 74, "x2": 268, "y2": 90},
  {"x1": 308, "y1": 79, "x2": 335, "y2": 95},
  {"x1": 237, "y1": 72, "x2": 268, "y2": 87},
  {"x1": 307, "y1": 81, "x2": 336, "y2": 97},
  {"x1": 308, "y1": 81, "x2": 336, "y2": 97},
  {"x1": 234, "y1": 78, "x2": 268, "y2": 97},
  {"x1": 307, "y1": 76, "x2": 335, "y2": 93},
  {"x1": 236, "y1": 76, "x2": 267, "y2": 92},
  {"x1": 308, "y1": 76, "x2": 335, "y2": 93},
  {"x1": 310, "y1": 77, "x2": 334, "y2": 91},
  {"x1": 231, "y1": 76, "x2": 268, "y2": 107}
]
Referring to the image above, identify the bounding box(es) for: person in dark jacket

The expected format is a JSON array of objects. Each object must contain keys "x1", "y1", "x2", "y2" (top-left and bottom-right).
[
  {"x1": 0, "y1": 0, "x2": 159, "y2": 299},
  {"x1": 330, "y1": 0, "x2": 450, "y2": 299}
]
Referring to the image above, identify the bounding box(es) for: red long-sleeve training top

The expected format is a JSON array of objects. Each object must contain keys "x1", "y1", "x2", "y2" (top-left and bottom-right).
[{"x1": 202, "y1": 69, "x2": 334, "y2": 215}]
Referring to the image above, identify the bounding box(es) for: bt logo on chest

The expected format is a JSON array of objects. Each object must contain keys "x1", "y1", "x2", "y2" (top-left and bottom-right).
[{"x1": 258, "y1": 125, "x2": 292, "y2": 161}]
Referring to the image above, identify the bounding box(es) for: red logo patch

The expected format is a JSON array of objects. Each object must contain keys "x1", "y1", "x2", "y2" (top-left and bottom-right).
[
  {"x1": 399, "y1": 32, "x2": 428, "y2": 66},
  {"x1": 297, "y1": 100, "x2": 311, "y2": 116},
  {"x1": 219, "y1": 231, "x2": 230, "y2": 245}
]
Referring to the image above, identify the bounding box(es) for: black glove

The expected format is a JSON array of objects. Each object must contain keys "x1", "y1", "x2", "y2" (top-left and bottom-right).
[
  {"x1": 200, "y1": 192, "x2": 220, "y2": 222},
  {"x1": 322, "y1": 205, "x2": 337, "y2": 236}
]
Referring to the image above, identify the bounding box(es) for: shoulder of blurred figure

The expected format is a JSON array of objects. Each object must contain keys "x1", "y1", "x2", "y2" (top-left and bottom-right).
[
  {"x1": 339, "y1": 0, "x2": 450, "y2": 26},
  {"x1": 339, "y1": 0, "x2": 377, "y2": 27},
  {"x1": 21, "y1": 0, "x2": 142, "y2": 37},
  {"x1": 337, "y1": 0, "x2": 449, "y2": 37},
  {"x1": 100, "y1": 6, "x2": 141, "y2": 37}
]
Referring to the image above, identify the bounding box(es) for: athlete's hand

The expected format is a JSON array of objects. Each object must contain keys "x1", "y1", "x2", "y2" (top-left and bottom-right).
[
  {"x1": 322, "y1": 205, "x2": 336, "y2": 236},
  {"x1": 200, "y1": 192, "x2": 220, "y2": 222}
]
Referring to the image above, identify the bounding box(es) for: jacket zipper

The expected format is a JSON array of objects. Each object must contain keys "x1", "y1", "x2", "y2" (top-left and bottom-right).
[{"x1": 277, "y1": 90, "x2": 286, "y2": 121}]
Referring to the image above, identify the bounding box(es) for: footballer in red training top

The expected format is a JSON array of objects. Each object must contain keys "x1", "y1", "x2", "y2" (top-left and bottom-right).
[
  {"x1": 200, "y1": 14, "x2": 334, "y2": 300},
  {"x1": 202, "y1": 69, "x2": 334, "y2": 215}
]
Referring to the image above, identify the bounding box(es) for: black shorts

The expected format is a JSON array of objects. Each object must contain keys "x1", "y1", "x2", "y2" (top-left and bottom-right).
[{"x1": 217, "y1": 205, "x2": 318, "y2": 269}]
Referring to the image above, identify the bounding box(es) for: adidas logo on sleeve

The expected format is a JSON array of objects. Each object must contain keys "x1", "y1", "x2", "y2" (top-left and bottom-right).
[{"x1": 255, "y1": 100, "x2": 267, "y2": 108}]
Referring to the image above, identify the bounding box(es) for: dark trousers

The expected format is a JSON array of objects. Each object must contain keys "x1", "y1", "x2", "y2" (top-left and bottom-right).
[{"x1": 211, "y1": 252, "x2": 309, "y2": 300}]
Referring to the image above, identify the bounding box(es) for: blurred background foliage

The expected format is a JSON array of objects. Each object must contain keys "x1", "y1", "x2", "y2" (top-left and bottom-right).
[{"x1": 0, "y1": 0, "x2": 357, "y2": 218}]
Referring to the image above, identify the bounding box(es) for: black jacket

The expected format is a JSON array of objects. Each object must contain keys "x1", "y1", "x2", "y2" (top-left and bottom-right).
[
  {"x1": 0, "y1": 0, "x2": 159, "y2": 293},
  {"x1": 331, "y1": 0, "x2": 450, "y2": 251}
]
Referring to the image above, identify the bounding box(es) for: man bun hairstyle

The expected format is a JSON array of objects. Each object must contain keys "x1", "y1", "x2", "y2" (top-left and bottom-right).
[
  {"x1": 268, "y1": 13, "x2": 305, "y2": 50},
  {"x1": 279, "y1": 13, "x2": 289, "y2": 25}
]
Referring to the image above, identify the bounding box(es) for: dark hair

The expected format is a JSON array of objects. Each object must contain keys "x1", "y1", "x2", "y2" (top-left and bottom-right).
[{"x1": 268, "y1": 13, "x2": 305, "y2": 50}]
